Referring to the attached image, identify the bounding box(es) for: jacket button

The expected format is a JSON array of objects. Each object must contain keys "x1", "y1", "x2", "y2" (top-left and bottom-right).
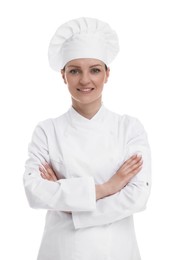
[
  {"x1": 28, "y1": 173, "x2": 32, "y2": 175},
  {"x1": 146, "y1": 182, "x2": 149, "y2": 186}
]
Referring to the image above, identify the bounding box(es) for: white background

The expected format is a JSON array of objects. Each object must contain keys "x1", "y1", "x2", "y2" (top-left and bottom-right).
[{"x1": 0, "y1": 0, "x2": 175, "y2": 259}]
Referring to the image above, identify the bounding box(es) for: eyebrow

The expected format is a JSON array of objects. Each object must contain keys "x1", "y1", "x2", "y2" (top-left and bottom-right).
[
  {"x1": 90, "y1": 64, "x2": 103, "y2": 68},
  {"x1": 67, "y1": 64, "x2": 103, "y2": 68},
  {"x1": 67, "y1": 65, "x2": 81, "y2": 68}
]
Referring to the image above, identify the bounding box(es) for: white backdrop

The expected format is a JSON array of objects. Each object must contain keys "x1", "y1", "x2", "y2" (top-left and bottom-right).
[{"x1": 0, "y1": 0, "x2": 175, "y2": 259}]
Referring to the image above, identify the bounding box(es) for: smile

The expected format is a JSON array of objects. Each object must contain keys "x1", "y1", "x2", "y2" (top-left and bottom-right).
[{"x1": 77, "y1": 88, "x2": 94, "y2": 93}]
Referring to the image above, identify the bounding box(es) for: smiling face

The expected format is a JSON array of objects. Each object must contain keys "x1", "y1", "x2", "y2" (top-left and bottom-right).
[{"x1": 61, "y1": 58, "x2": 110, "y2": 110}]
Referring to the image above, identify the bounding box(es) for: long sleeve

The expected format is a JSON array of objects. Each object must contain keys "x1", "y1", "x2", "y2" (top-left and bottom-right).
[
  {"x1": 72, "y1": 117, "x2": 151, "y2": 229},
  {"x1": 23, "y1": 122, "x2": 96, "y2": 212}
]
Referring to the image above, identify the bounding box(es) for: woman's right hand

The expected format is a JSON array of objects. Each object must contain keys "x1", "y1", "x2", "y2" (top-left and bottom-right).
[
  {"x1": 39, "y1": 163, "x2": 58, "y2": 182},
  {"x1": 96, "y1": 155, "x2": 143, "y2": 200}
]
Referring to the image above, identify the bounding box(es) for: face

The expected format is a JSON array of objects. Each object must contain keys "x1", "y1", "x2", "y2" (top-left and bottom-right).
[{"x1": 61, "y1": 58, "x2": 110, "y2": 108}]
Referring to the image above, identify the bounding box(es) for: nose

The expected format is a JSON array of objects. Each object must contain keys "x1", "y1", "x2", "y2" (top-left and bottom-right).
[{"x1": 79, "y1": 72, "x2": 91, "y2": 85}]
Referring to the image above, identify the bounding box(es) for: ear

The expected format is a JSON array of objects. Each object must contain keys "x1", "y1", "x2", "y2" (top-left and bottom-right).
[
  {"x1": 61, "y1": 69, "x2": 67, "y2": 84},
  {"x1": 104, "y1": 67, "x2": 110, "y2": 83}
]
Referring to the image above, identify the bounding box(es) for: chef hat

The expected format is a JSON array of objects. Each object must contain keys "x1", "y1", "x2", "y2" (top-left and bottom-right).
[{"x1": 48, "y1": 17, "x2": 119, "y2": 71}]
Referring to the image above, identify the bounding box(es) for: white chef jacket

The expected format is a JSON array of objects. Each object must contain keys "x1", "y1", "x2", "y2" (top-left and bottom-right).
[{"x1": 23, "y1": 105, "x2": 151, "y2": 260}]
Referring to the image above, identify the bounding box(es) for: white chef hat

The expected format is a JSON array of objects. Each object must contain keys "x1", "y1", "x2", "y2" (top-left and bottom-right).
[{"x1": 48, "y1": 17, "x2": 119, "y2": 71}]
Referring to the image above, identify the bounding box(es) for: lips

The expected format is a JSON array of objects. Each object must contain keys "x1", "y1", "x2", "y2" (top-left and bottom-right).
[{"x1": 77, "y1": 88, "x2": 94, "y2": 93}]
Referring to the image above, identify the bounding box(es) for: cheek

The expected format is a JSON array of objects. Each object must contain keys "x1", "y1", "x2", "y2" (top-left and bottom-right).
[
  {"x1": 66, "y1": 75, "x2": 78, "y2": 86},
  {"x1": 96, "y1": 75, "x2": 107, "y2": 86},
  {"x1": 67, "y1": 80, "x2": 78, "y2": 94}
]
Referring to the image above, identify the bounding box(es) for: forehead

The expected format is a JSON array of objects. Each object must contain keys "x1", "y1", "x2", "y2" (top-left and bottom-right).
[{"x1": 66, "y1": 58, "x2": 105, "y2": 68}]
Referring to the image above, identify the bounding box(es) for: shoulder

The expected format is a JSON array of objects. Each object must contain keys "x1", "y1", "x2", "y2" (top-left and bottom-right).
[
  {"x1": 106, "y1": 108, "x2": 146, "y2": 137},
  {"x1": 118, "y1": 114, "x2": 148, "y2": 147},
  {"x1": 34, "y1": 110, "x2": 69, "y2": 134},
  {"x1": 119, "y1": 114, "x2": 145, "y2": 133},
  {"x1": 106, "y1": 108, "x2": 144, "y2": 127}
]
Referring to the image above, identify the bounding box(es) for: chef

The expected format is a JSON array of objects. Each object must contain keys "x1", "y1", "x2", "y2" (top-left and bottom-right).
[{"x1": 23, "y1": 17, "x2": 151, "y2": 260}]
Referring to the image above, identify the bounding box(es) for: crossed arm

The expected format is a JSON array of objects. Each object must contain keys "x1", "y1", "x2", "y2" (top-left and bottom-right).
[
  {"x1": 39, "y1": 154, "x2": 143, "y2": 200},
  {"x1": 24, "y1": 119, "x2": 151, "y2": 228}
]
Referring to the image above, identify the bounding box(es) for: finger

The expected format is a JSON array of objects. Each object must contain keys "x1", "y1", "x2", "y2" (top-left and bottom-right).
[
  {"x1": 43, "y1": 163, "x2": 58, "y2": 181},
  {"x1": 127, "y1": 161, "x2": 143, "y2": 177},
  {"x1": 40, "y1": 172, "x2": 47, "y2": 180},
  {"x1": 39, "y1": 164, "x2": 56, "y2": 181},
  {"x1": 122, "y1": 155, "x2": 140, "y2": 168},
  {"x1": 43, "y1": 163, "x2": 52, "y2": 173},
  {"x1": 39, "y1": 165, "x2": 51, "y2": 178},
  {"x1": 39, "y1": 167, "x2": 52, "y2": 180},
  {"x1": 123, "y1": 155, "x2": 142, "y2": 170},
  {"x1": 39, "y1": 165, "x2": 46, "y2": 174},
  {"x1": 121, "y1": 157, "x2": 143, "y2": 176},
  {"x1": 123, "y1": 155, "x2": 137, "y2": 165},
  {"x1": 133, "y1": 158, "x2": 143, "y2": 168},
  {"x1": 51, "y1": 175, "x2": 58, "y2": 181},
  {"x1": 124, "y1": 163, "x2": 143, "y2": 182},
  {"x1": 43, "y1": 163, "x2": 54, "y2": 176},
  {"x1": 40, "y1": 170, "x2": 57, "y2": 181},
  {"x1": 128, "y1": 157, "x2": 143, "y2": 170},
  {"x1": 128, "y1": 165, "x2": 143, "y2": 178},
  {"x1": 43, "y1": 163, "x2": 56, "y2": 175}
]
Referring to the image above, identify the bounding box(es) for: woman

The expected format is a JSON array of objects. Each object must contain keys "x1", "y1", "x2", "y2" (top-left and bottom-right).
[{"x1": 23, "y1": 17, "x2": 151, "y2": 260}]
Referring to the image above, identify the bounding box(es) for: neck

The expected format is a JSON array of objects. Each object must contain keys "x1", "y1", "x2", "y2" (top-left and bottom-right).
[{"x1": 72, "y1": 99, "x2": 102, "y2": 119}]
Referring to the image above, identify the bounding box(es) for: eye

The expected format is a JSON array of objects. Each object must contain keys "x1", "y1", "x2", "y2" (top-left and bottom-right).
[
  {"x1": 69, "y1": 69, "x2": 79, "y2": 75},
  {"x1": 90, "y1": 68, "x2": 101, "y2": 74}
]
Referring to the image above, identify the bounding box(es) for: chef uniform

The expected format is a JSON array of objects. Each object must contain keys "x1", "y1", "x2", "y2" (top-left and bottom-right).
[{"x1": 23, "y1": 17, "x2": 151, "y2": 260}]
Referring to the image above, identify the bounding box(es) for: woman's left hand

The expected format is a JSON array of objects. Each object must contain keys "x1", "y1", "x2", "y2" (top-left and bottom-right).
[
  {"x1": 39, "y1": 163, "x2": 58, "y2": 182},
  {"x1": 39, "y1": 163, "x2": 72, "y2": 214}
]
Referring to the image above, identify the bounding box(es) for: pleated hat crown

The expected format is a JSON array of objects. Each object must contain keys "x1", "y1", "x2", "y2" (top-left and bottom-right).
[{"x1": 48, "y1": 17, "x2": 119, "y2": 71}]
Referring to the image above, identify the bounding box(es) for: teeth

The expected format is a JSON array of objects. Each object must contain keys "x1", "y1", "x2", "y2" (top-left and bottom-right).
[
  {"x1": 81, "y1": 89, "x2": 91, "y2": 92},
  {"x1": 78, "y1": 88, "x2": 93, "y2": 92}
]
